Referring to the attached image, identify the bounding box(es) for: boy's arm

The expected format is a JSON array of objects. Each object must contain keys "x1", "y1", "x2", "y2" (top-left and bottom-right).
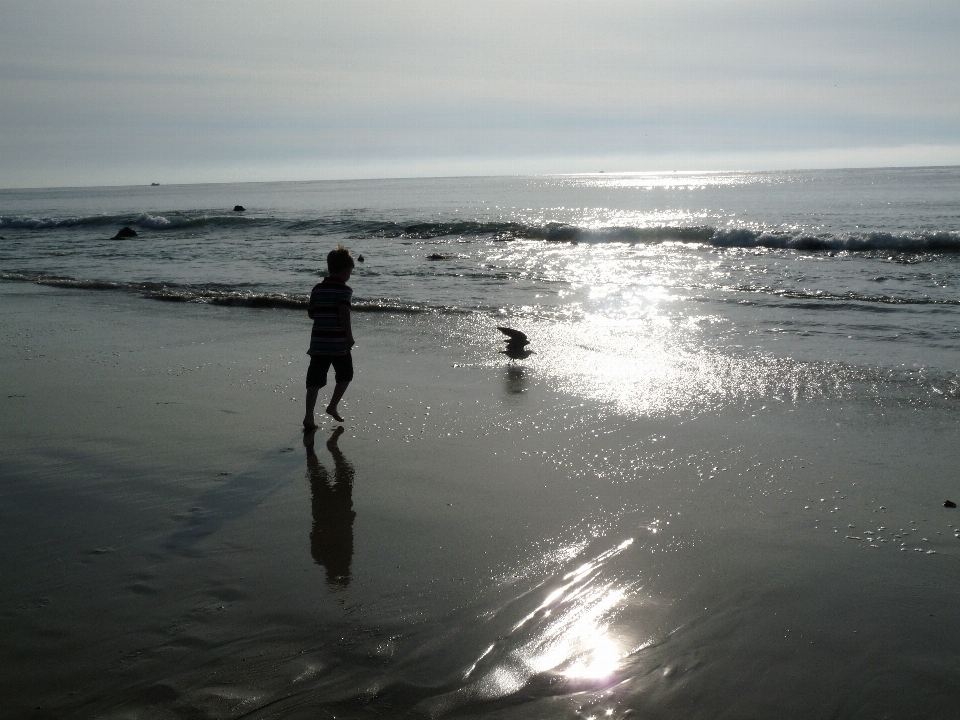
[{"x1": 339, "y1": 303, "x2": 355, "y2": 346}]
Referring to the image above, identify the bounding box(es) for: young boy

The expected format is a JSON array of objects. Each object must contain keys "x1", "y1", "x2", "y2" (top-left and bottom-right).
[{"x1": 304, "y1": 246, "x2": 356, "y2": 428}]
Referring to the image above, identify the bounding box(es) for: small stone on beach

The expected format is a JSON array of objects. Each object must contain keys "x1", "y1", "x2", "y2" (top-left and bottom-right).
[{"x1": 945, "y1": 500, "x2": 957, "y2": 508}]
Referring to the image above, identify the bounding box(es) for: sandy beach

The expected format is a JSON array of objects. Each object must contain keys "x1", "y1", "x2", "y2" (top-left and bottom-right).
[{"x1": 3, "y1": 281, "x2": 960, "y2": 719}]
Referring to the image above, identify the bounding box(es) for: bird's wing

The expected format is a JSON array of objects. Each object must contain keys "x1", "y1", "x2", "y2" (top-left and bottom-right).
[{"x1": 497, "y1": 326, "x2": 528, "y2": 342}]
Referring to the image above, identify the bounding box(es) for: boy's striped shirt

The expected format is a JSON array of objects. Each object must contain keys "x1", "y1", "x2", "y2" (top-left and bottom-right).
[{"x1": 307, "y1": 278, "x2": 352, "y2": 356}]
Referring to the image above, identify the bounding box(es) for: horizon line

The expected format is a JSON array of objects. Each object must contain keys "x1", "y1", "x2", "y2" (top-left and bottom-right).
[{"x1": 3, "y1": 162, "x2": 960, "y2": 193}]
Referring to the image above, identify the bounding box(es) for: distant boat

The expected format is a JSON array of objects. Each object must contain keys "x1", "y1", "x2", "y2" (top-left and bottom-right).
[{"x1": 151, "y1": 182, "x2": 160, "y2": 186}]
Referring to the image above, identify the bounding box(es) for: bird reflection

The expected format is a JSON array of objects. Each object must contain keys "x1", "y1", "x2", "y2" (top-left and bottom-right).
[
  {"x1": 505, "y1": 366, "x2": 527, "y2": 395},
  {"x1": 304, "y1": 426, "x2": 355, "y2": 589}
]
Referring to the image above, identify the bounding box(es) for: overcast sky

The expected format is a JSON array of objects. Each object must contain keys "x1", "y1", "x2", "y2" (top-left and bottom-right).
[{"x1": 2, "y1": 0, "x2": 959, "y2": 187}]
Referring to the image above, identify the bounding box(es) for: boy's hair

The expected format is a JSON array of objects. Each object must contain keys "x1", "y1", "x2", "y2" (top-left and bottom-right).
[{"x1": 327, "y1": 245, "x2": 355, "y2": 274}]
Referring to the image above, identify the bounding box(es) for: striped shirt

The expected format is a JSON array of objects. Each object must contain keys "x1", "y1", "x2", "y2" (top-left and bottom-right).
[{"x1": 307, "y1": 278, "x2": 352, "y2": 356}]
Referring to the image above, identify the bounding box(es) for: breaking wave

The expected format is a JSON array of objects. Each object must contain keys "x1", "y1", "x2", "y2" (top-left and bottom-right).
[
  {"x1": 4, "y1": 211, "x2": 960, "y2": 254},
  {"x1": 352, "y1": 222, "x2": 960, "y2": 252},
  {"x1": 0, "y1": 212, "x2": 254, "y2": 232}
]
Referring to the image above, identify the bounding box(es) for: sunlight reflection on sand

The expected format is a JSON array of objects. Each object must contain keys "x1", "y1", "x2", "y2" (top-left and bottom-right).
[{"x1": 420, "y1": 540, "x2": 644, "y2": 715}]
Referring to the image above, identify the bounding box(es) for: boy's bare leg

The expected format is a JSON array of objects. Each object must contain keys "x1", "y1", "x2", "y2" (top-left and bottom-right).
[
  {"x1": 325, "y1": 381, "x2": 350, "y2": 422},
  {"x1": 304, "y1": 386, "x2": 321, "y2": 430}
]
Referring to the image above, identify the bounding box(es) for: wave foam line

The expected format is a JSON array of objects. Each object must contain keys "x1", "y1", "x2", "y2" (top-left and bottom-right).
[
  {"x1": 0, "y1": 212, "x2": 257, "y2": 232},
  {"x1": 5, "y1": 211, "x2": 960, "y2": 253},
  {"x1": 724, "y1": 284, "x2": 960, "y2": 306},
  {"x1": 349, "y1": 221, "x2": 960, "y2": 252},
  {"x1": 0, "y1": 271, "x2": 437, "y2": 313}
]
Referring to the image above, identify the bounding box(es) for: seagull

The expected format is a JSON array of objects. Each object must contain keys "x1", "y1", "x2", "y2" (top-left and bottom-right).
[{"x1": 497, "y1": 326, "x2": 533, "y2": 359}]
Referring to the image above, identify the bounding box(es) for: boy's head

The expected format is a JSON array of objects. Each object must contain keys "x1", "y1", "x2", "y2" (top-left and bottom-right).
[{"x1": 327, "y1": 245, "x2": 355, "y2": 276}]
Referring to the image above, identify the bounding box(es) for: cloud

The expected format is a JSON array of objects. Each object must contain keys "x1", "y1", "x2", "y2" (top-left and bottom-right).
[{"x1": 2, "y1": 0, "x2": 959, "y2": 187}]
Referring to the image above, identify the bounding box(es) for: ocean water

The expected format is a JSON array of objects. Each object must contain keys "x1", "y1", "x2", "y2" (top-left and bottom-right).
[
  {"x1": 5, "y1": 168, "x2": 960, "y2": 718},
  {"x1": 4, "y1": 167, "x2": 960, "y2": 412}
]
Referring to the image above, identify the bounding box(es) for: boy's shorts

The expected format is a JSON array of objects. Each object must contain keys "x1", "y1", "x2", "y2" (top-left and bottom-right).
[{"x1": 306, "y1": 352, "x2": 354, "y2": 388}]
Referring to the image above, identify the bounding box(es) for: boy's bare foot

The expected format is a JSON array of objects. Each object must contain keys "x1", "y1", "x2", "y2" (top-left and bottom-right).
[
  {"x1": 325, "y1": 405, "x2": 344, "y2": 422},
  {"x1": 303, "y1": 418, "x2": 318, "y2": 431}
]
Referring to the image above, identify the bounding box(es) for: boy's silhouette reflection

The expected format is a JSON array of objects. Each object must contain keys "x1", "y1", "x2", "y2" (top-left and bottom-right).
[{"x1": 303, "y1": 427, "x2": 355, "y2": 589}]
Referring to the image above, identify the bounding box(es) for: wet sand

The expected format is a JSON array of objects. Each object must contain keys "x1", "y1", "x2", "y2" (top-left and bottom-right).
[{"x1": 3, "y1": 282, "x2": 960, "y2": 719}]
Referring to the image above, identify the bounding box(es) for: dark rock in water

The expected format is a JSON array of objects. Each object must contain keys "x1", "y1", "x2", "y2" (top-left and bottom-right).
[
  {"x1": 945, "y1": 500, "x2": 957, "y2": 508},
  {"x1": 357, "y1": 254, "x2": 365, "y2": 263},
  {"x1": 427, "y1": 253, "x2": 452, "y2": 260},
  {"x1": 233, "y1": 205, "x2": 245, "y2": 212},
  {"x1": 112, "y1": 227, "x2": 137, "y2": 239}
]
